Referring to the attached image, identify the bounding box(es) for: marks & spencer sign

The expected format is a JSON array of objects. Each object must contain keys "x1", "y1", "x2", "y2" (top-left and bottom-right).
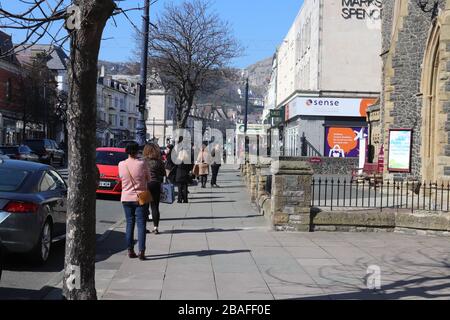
[
  {"x1": 341, "y1": 0, "x2": 382, "y2": 20},
  {"x1": 285, "y1": 97, "x2": 376, "y2": 119}
]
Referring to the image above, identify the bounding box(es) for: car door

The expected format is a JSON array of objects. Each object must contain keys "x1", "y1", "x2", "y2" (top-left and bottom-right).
[{"x1": 39, "y1": 171, "x2": 66, "y2": 237}]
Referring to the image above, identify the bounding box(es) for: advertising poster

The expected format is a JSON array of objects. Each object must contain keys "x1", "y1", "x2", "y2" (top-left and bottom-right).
[
  {"x1": 325, "y1": 127, "x2": 367, "y2": 158},
  {"x1": 388, "y1": 129, "x2": 412, "y2": 172}
]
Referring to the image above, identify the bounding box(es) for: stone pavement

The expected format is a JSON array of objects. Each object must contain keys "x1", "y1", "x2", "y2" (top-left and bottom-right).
[{"x1": 57, "y1": 167, "x2": 450, "y2": 300}]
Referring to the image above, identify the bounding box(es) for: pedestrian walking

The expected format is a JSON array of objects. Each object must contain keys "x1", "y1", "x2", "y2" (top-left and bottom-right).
[
  {"x1": 118, "y1": 142, "x2": 151, "y2": 261},
  {"x1": 143, "y1": 143, "x2": 166, "y2": 235},
  {"x1": 196, "y1": 142, "x2": 210, "y2": 188},
  {"x1": 175, "y1": 147, "x2": 191, "y2": 203},
  {"x1": 210, "y1": 144, "x2": 222, "y2": 188}
]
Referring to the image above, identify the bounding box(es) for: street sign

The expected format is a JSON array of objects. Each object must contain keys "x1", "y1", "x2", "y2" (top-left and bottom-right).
[{"x1": 270, "y1": 109, "x2": 283, "y2": 118}]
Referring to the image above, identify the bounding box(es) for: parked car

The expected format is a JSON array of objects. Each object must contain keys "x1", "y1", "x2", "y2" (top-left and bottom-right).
[
  {"x1": 0, "y1": 150, "x2": 9, "y2": 160},
  {"x1": 0, "y1": 145, "x2": 39, "y2": 162},
  {"x1": 23, "y1": 139, "x2": 65, "y2": 166},
  {"x1": 96, "y1": 147, "x2": 128, "y2": 196},
  {"x1": 0, "y1": 236, "x2": 3, "y2": 280},
  {"x1": 0, "y1": 159, "x2": 67, "y2": 264}
]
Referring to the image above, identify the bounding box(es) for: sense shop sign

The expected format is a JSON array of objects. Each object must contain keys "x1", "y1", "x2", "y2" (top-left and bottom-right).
[{"x1": 341, "y1": 0, "x2": 382, "y2": 20}]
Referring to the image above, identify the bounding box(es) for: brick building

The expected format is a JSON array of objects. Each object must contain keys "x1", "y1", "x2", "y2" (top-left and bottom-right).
[{"x1": 0, "y1": 31, "x2": 24, "y2": 145}]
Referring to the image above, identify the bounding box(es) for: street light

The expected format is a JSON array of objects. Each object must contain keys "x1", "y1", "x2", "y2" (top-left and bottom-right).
[{"x1": 416, "y1": 0, "x2": 439, "y2": 19}]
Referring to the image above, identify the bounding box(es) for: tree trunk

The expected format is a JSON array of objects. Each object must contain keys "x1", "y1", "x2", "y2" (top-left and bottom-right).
[{"x1": 63, "y1": 0, "x2": 114, "y2": 300}]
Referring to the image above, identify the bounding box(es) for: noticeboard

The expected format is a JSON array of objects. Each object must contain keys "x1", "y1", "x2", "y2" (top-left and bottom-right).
[{"x1": 388, "y1": 129, "x2": 412, "y2": 173}]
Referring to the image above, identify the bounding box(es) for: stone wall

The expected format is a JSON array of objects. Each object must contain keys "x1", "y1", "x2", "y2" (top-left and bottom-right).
[
  {"x1": 381, "y1": 0, "x2": 448, "y2": 181},
  {"x1": 279, "y1": 156, "x2": 358, "y2": 175}
]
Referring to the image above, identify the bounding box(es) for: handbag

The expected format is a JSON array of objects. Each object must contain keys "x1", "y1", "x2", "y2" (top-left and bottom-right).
[
  {"x1": 126, "y1": 166, "x2": 152, "y2": 205},
  {"x1": 160, "y1": 179, "x2": 175, "y2": 204}
]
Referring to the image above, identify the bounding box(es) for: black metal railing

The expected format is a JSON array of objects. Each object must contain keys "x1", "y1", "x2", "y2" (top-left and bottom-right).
[
  {"x1": 311, "y1": 179, "x2": 450, "y2": 212},
  {"x1": 301, "y1": 133, "x2": 322, "y2": 157}
]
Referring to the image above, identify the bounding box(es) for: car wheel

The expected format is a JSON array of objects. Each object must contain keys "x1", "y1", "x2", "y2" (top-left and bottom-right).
[{"x1": 30, "y1": 220, "x2": 52, "y2": 265}]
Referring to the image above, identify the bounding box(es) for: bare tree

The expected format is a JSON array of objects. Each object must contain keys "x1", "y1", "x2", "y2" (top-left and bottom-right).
[
  {"x1": 20, "y1": 52, "x2": 57, "y2": 141},
  {"x1": 148, "y1": 0, "x2": 241, "y2": 128},
  {"x1": 0, "y1": 0, "x2": 141, "y2": 300}
]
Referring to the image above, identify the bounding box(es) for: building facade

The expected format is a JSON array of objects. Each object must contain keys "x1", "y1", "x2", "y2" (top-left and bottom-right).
[
  {"x1": 271, "y1": 0, "x2": 382, "y2": 158},
  {"x1": 0, "y1": 32, "x2": 24, "y2": 145},
  {"x1": 97, "y1": 72, "x2": 138, "y2": 147},
  {"x1": 372, "y1": 0, "x2": 450, "y2": 182}
]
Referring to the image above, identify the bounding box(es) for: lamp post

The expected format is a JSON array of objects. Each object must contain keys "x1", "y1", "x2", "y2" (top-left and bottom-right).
[
  {"x1": 416, "y1": 0, "x2": 439, "y2": 19},
  {"x1": 136, "y1": 0, "x2": 150, "y2": 146},
  {"x1": 244, "y1": 77, "x2": 249, "y2": 161}
]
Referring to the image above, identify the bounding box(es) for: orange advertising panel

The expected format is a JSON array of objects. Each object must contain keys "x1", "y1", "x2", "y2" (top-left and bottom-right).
[{"x1": 325, "y1": 127, "x2": 367, "y2": 158}]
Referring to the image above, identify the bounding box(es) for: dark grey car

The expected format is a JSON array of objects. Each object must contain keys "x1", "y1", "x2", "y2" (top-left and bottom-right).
[
  {"x1": 0, "y1": 145, "x2": 39, "y2": 162},
  {"x1": 23, "y1": 139, "x2": 65, "y2": 167},
  {"x1": 0, "y1": 159, "x2": 67, "y2": 264}
]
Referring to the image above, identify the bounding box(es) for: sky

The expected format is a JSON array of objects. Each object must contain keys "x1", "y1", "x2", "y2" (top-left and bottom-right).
[{"x1": 1, "y1": 0, "x2": 303, "y2": 69}]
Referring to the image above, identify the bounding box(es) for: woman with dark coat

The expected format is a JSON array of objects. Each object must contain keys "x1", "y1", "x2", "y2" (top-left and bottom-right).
[
  {"x1": 175, "y1": 148, "x2": 191, "y2": 203},
  {"x1": 143, "y1": 143, "x2": 166, "y2": 234},
  {"x1": 165, "y1": 144, "x2": 176, "y2": 184}
]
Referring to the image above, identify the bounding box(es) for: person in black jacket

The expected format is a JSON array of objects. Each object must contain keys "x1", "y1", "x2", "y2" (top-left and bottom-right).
[
  {"x1": 175, "y1": 147, "x2": 191, "y2": 203},
  {"x1": 165, "y1": 144, "x2": 176, "y2": 184}
]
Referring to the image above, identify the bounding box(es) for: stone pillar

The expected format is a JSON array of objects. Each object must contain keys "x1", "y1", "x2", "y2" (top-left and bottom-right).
[
  {"x1": 256, "y1": 163, "x2": 271, "y2": 201},
  {"x1": 271, "y1": 160, "x2": 313, "y2": 232}
]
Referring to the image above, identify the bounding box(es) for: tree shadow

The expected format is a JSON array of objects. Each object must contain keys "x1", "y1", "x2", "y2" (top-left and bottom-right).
[
  {"x1": 165, "y1": 228, "x2": 244, "y2": 235},
  {"x1": 277, "y1": 246, "x2": 450, "y2": 300},
  {"x1": 143, "y1": 249, "x2": 251, "y2": 261},
  {"x1": 161, "y1": 214, "x2": 262, "y2": 222},
  {"x1": 188, "y1": 200, "x2": 237, "y2": 204}
]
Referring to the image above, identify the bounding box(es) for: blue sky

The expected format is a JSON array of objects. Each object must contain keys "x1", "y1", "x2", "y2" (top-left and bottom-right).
[{"x1": 2, "y1": 0, "x2": 303, "y2": 68}]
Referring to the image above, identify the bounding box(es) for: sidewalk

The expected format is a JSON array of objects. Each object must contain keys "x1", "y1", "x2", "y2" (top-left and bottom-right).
[{"x1": 49, "y1": 167, "x2": 450, "y2": 300}]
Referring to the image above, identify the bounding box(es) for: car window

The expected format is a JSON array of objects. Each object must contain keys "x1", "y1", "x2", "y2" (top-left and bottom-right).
[
  {"x1": 0, "y1": 168, "x2": 30, "y2": 192},
  {"x1": 40, "y1": 172, "x2": 58, "y2": 192},
  {"x1": 48, "y1": 170, "x2": 67, "y2": 190},
  {"x1": 19, "y1": 146, "x2": 30, "y2": 153},
  {"x1": 24, "y1": 140, "x2": 44, "y2": 151},
  {"x1": 51, "y1": 141, "x2": 58, "y2": 149},
  {"x1": 96, "y1": 151, "x2": 128, "y2": 166}
]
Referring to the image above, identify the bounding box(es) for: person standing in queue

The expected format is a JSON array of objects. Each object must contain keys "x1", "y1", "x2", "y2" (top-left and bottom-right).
[
  {"x1": 175, "y1": 145, "x2": 191, "y2": 203},
  {"x1": 143, "y1": 143, "x2": 166, "y2": 235},
  {"x1": 210, "y1": 143, "x2": 222, "y2": 188},
  {"x1": 196, "y1": 142, "x2": 210, "y2": 188},
  {"x1": 118, "y1": 142, "x2": 150, "y2": 261}
]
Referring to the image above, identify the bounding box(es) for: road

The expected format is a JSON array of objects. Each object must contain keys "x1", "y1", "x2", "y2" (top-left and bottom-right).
[{"x1": 0, "y1": 168, "x2": 125, "y2": 300}]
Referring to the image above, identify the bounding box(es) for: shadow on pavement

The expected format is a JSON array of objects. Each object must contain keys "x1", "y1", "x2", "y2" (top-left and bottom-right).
[
  {"x1": 188, "y1": 200, "x2": 237, "y2": 204},
  {"x1": 96, "y1": 194, "x2": 121, "y2": 202},
  {"x1": 144, "y1": 249, "x2": 251, "y2": 261},
  {"x1": 289, "y1": 274, "x2": 450, "y2": 300},
  {"x1": 166, "y1": 228, "x2": 244, "y2": 235},
  {"x1": 0, "y1": 287, "x2": 47, "y2": 300},
  {"x1": 161, "y1": 214, "x2": 262, "y2": 222},
  {"x1": 2, "y1": 240, "x2": 65, "y2": 273}
]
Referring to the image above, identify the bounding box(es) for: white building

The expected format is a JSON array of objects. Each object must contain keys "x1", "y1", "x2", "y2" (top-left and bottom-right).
[
  {"x1": 96, "y1": 71, "x2": 138, "y2": 147},
  {"x1": 111, "y1": 72, "x2": 176, "y2": 147},
  {"x1": 272, "y1": 0, "x2": 382, "y2": 157}
]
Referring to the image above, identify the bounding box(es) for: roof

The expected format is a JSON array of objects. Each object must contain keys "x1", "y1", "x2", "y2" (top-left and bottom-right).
[
  {"x1": 0, "y1": 31, "x2": 20, "y2": 65},
  {"x1": 0, "y1": 159, "x2": 50, "y2": 171},
  {"x1": 15, "y1": 44, "x2": 68, "y2": 70}
]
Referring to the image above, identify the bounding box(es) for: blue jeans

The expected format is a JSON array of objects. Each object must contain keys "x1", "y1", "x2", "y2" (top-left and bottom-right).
[{"x1": 122, "y1": 202, "x2": 147, "y2": 252}]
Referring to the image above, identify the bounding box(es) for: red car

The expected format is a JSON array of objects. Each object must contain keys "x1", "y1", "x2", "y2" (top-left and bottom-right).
[{"x1": 96, "y1": 147, "x2": 128, "y2": 196}]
